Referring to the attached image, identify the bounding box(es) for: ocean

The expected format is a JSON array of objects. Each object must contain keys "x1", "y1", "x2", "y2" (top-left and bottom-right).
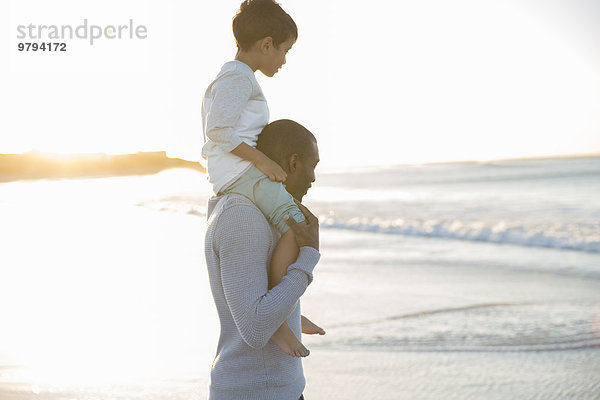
[{"x1": 0, "y1": 155, "x2": 599, "y2": 399}]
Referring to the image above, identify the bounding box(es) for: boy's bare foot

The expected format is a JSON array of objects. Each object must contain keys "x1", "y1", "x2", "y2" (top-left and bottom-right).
[
  {"x1": 301, "y1": 315, "x2": 326, "y2": 335},
  {"x1": 271, "y1": 322, "x2": 310, "y2": 357}
]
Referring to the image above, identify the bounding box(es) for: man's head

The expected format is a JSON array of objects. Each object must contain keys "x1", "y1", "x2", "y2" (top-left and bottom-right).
[
  {"x1": 256, "y1": 119, "x2": 319, "y2": 201},
  {"x1": 232, "y1": 0, "x2": 297, "y2": 77}
]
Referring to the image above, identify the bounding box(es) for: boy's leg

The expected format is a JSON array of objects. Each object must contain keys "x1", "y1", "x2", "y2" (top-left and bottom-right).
[
  {"x1": 268, "y1": 228, "x2": 300, "y2": 289},
  {"x1": 268, "y1": 226, "x2": 310, "y2": 357}
]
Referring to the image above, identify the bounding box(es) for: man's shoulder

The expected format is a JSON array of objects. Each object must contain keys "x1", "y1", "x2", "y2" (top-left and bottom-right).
[
  {"x1": 206, "y1": 194, "x2": 275, "y2": 249},
  {"x1": 207, "y1": 194, "x2": 267, "y2": 227},
  {"x1": 211, "y1": 192, "x2": 255, "y2": 209}
]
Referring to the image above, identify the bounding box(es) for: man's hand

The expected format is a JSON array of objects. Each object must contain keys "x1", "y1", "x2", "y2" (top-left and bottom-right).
[
  {"x1": 284, "y1": 200, "x2": 319, "y2": 251},
  {"x1": 255, "y1": 156, "x2": 287, "y2": 182}
]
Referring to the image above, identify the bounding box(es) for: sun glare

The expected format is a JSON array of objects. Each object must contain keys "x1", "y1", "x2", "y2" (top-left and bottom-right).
[{"x1": 2, "y1": 1, "x2": 598, "y2": 166}]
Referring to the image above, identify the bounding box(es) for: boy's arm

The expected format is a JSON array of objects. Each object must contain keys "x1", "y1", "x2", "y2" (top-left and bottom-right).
[
  {"x1": 204, "y1": 74, "x2": 252, "y2": 153},
  {"x1": 206, "y1": 75, "x2": 286, "y2": 182},
  {"x1": 231, "y1": 142, "x2": 287, "y2": 182}
]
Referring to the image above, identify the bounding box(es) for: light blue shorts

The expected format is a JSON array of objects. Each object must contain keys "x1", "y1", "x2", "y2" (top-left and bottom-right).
[{"x1": 221, "y1": 165, "x2": 306, "y2": 234}]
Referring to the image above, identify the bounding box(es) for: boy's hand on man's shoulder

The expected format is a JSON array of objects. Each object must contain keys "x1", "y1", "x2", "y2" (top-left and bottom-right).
[
  {"x1": 231, "y1": 143, "x2": 286, "y2": 182},
  {"x1": 256, "y1": 156, "x2": 287, "y2": 182}
]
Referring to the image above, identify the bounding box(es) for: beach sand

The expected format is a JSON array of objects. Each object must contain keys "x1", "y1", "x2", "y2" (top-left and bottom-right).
[
  {"x1": 1, "y1": 172, "x2": 599, "y2": 399},
  {"x1": 302, "y1": 348, "x2": 600, "y2": 400}
]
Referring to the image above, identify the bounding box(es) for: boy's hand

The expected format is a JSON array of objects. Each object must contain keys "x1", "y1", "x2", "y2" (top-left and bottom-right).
[
  {"x1": 256, "y1": 156, "x2": 287, "y2": 182},
  {"x1": 230, "y1": 143, "x2": 287, "y2": 182}
]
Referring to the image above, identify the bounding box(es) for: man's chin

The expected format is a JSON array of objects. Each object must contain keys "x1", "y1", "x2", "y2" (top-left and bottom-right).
[
  {"x1": 296, "y1": 190, "x2": 309, "y2": 203},
  {"x1": 290, "y1": 192, "x2": 303, "y2": 202},
  {"x1": 285, "y1": 186, "x2": 307, "y2": 202}
]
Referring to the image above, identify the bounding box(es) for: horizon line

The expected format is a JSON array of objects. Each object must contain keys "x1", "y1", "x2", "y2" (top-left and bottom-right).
[
  {"x1": 408, "y1": 152, "x2": 600, "y2": 166},
  {"x1": 1, "y1": 150, "x2": 599, "y2": 167}
]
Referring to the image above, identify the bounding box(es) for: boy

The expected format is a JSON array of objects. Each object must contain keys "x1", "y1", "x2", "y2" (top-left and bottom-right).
[{"x1": 201, "y1": 0, "x2": 324, "y2": 358}]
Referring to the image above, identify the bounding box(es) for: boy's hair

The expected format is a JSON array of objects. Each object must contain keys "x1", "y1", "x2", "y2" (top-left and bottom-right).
[
  {"x1": 257, "y1": 119, "x2": 316, "y2": 166},
  {"x1": 232, "y1": 0, "x2": 297, "y2": 51}
]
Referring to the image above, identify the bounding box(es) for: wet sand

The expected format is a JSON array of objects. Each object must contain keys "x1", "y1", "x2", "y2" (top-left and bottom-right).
[{"x1": 1, "y1": 173, "x2": 599, "y2": 399}]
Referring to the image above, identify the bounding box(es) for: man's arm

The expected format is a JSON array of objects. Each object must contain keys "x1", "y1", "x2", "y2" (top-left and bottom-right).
[{"x1": 214, "y1": 203, "x2": 320, "y2": 349}]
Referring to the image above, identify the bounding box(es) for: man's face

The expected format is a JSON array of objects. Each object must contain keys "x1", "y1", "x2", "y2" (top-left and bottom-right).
[{"x1": 285, "y1": 141, "x2": 319, "y2": 202}]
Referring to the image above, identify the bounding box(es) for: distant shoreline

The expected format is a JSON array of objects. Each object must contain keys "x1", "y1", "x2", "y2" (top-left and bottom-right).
[
  {"x1": 0, "y1": 151, "x2": 205, "y2": 183},
  {"x1": 1, "y1": 151, "x2": 597, "y2": 182}
]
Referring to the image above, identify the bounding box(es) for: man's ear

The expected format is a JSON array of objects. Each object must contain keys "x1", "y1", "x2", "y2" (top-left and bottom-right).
[
  {"x1": 258, "y1": 37, "x2": 273, "y2": 54},
  {"x1": 287, "y1": 154, "x2": 299, "y2": 173}
]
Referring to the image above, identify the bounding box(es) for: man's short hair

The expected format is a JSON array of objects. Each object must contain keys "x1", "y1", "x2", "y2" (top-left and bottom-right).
[
  {"x1": 232, "y1": 0, "x2": 298, "y2": 51},
  {"x1": 256, "y1": 119, "x2": 316, "y2": 166}
]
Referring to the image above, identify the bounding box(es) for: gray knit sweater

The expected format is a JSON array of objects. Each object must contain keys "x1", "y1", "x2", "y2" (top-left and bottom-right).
[{"x1": 204, "y1": 193, "x2": 320, "y2": 400}]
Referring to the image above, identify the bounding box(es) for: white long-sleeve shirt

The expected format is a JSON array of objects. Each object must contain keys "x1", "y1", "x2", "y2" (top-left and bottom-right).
[{"x1": 201, "y1": 61, "x2": 269, "y2": 194}]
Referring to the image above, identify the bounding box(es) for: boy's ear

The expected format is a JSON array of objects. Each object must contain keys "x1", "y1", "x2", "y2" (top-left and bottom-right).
[{"x1": 259, "y1": 36, "x2": 273, "y2": 53}]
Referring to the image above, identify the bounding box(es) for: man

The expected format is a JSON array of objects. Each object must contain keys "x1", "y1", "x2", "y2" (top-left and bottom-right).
[{"x1": 204, "y1": 119, "x2": 322, "y2": 400}]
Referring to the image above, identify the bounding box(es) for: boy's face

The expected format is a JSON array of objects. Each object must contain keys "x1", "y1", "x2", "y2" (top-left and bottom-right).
[{"x1": 259, "y1": 37, "x2": 295, "y2": 77}]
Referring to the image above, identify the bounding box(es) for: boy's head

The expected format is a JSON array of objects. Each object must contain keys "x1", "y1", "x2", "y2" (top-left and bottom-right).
[
  {"x1": 233, "y1": 0, "x2": 297, "y2": 51},
  {"x1": 233, "y1": 0, "x2": 297, "y2": 76}
]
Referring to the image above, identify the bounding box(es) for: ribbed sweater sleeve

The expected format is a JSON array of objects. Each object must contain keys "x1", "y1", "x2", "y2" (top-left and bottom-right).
[
  {"x1": 214, "y1": 202, "x2": 320, "y2": 349},
  {"x1": 204, "y1": 74, "x2": 252, "y2": 152}
]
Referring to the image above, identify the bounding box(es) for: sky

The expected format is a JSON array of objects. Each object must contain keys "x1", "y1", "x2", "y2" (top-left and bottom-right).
[{"x1": 1, "y1": 0, "x2": 599, "y2": 168}]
